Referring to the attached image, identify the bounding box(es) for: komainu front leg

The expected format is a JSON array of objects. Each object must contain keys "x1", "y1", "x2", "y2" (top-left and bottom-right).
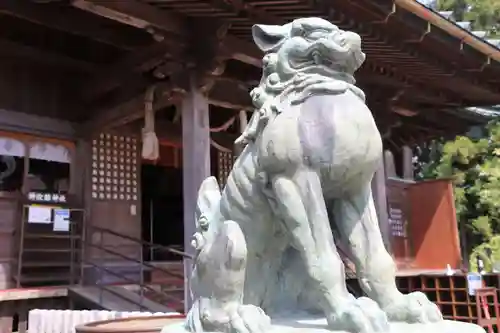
[
  {"x1": 334, "y1": 185, "x2": 443, "y2": 323},
  {"x1": 271, "y1": 170, "x2": 388, "y2": 333}
]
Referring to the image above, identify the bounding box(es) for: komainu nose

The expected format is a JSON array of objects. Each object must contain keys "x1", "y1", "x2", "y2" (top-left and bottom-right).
[{"x1": 342, "y1": 31, "x2": 362, "y2": 50}]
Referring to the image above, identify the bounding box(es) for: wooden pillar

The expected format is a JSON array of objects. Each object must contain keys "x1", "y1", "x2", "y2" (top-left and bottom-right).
[
  {"x1": 17, "y1": 300, "x2": 28, "y2": 333},
  {"x1": 182, "y1": 75, "x2": 211, "y2": 312},
  {"x1": 402, "y1": 145, "x2": 413, "y2": 180},
  {"x1": 384, "y1": 150, "x2": 397, "y2": 178},
  {"x1": 238, "y1": 110, "x2": 248, "y2": 133},
  {"x1": 69, "y1": 139, "x2": 90, "y2": 200},
  {"x1": 0, "y1": 303, "x2": 12, "y2": 333},
  {"x1": 371, "y1": 159, "x2": 391, "y2": 252}
]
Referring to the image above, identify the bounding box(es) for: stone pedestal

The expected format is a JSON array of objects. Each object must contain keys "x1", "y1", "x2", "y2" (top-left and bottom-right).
[{"x1": 162, "y1": 315, "x2": 485, "y2": 333}]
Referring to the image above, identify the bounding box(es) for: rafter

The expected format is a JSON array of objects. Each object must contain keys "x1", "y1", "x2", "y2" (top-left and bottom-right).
[
  {"x1": 0, "y1": 0, "x2": 149, "y2": 50},
  {"x1": 0, "y1": 38, "x2": 97, "y2": 72}
]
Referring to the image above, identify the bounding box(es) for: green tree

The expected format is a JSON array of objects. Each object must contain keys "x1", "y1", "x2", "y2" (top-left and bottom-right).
[
  {"x1": 436, "y1": 0, "x2": 469, "y2": 21},
  {"x1": 437, "y1": 0, "x2": 500, "y2": 38},
  {"x1": 417, "y1": 120, "x2": 500, "y2": 270}
]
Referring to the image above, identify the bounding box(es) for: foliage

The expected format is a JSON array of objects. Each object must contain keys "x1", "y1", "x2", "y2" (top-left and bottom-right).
[
  {"x1": 416, "y1": 121, "x2": 500, "y2": 270},
  {"x1": 470, "y1": 235, "x2": 500, "y2": 271},
  {"x1": 436, "y1": 0, "x2": 500, "y2": 38}
]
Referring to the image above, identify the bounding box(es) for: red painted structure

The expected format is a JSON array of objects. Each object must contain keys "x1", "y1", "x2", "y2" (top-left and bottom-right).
[{"x1": 387, "y1": 178, "x2": 462, "y2": 271}]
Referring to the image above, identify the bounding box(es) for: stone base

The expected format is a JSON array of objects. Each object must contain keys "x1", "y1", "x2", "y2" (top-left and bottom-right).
[{"x1": 161, "y1": 316, "x2": 485, "y2": 333}]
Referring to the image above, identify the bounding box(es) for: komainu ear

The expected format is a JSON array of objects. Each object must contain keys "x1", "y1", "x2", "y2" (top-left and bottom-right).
[
  {"x1": 252, "y1": 23, "x2": 289, "y2": 53},
  {"x1": 196, "y1": 176, "x2": 221, "y2": 221}
]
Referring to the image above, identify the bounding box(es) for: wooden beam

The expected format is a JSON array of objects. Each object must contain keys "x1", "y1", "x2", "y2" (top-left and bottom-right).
[
  {"x1": 181, "y1": 73, "x2": 211, "y2": 312},
  {"x1": 122, "y1": 119, "x2": 236, "y2": 149},
  {"x1": 0, "y1": 1, "x2": 147, "y2": 50},
  {"x1": 72, "y1": 1, "x2": 263, "y2": 104},
  {"x1": 82, "y1": 81, "x2": 176, "y2": 134},
  {"x1": 73, "y1": 0, "x2": 263, "y2": 68},
  {"x1": 0, "y1": 38, "x2": 97, "y2": 72},
  {"x1": 0, "y1": 108, "x2": 76, "y2": 140},
  {"x1": 72, "y1": 0, "x2": 189, "y2": 100},
  {"x1": 203, "y1": 0, "x2": 277, "y2": 25},
  {"x1": 73, "y1": 0, "x2": 188, "y2": 38},
  {"x1": 83, "y1": 70, "x2": 253, "y2": 133},
  {"x1": 194, "y1": 0, "x2": 271, "y2": 66},
  {"x1": 81, "y1": 40, "x2": 184, "y2": 101},
  {"x1": 223, "y1": 36, "x2": 262, "y2": 67},
  {"x1": 209, "y1": 79, "x2": 253, "y2": 110}
]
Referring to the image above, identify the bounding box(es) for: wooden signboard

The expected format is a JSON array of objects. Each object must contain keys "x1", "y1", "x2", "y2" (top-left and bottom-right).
[
  {"x1": 386, "y1": 178, "x2": 412, "y2": 264},
  {"x1": 386, "y1": 178, "x2": 462, "y2": 271}
]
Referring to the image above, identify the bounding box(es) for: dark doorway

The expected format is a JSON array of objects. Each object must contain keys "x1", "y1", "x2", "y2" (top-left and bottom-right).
[{"x1": 141, "y1": 164, "x2": 183, "y2": 262}]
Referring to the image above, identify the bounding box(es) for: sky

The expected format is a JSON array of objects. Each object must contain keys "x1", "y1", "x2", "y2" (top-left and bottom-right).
[{"x1": 416, "y1": 0, "x2": 436, "y2": 7}]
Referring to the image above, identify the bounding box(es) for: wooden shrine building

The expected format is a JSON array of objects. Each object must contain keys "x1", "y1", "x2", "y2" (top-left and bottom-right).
[{"x1": 0, "y1": 0, "x2": 499, "y2": 323}]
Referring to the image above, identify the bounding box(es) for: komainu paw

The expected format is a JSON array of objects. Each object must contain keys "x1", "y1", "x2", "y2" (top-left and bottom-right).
[
  {"x1": 383, "y1": 292, "x2": 443, "y2": 323},
  {"x1": 200, "y1": 303, "x2": 271, "y2": 333},
  {"x1": 328, "y1": 297, "x2": 389, "y2": 333}
]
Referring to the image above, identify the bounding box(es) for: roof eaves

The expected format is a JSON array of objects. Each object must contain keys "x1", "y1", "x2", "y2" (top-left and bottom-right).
[
  {"x1": 463, "y1": 106, "x2": 500, "y2": 119},
  {"x1": 402, "y1": 0, "x2": 500, "y2": 59}
]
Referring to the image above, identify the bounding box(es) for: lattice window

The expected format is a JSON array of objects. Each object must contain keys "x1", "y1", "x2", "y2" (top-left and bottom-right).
[
  {"x1": 217, "y1": 151, "x2": 236, "y2": 187},
  {"x1": 91, "y1": 133, "x2": 138, "y2": 201}
]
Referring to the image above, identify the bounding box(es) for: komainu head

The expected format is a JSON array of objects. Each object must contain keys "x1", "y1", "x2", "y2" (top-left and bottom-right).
[
  {"x1": 252, "y1": 17, "x2": 366, "y2": 83},
  {"x1": 237, "y1": 18, "x2": 366, "y2": 145}
]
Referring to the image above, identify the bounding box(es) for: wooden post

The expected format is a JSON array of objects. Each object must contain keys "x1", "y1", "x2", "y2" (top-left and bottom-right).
[
  {"x1": 372, "y1": 159, "x2": 391, "y2": 252},
  {"x1": 0, "y1": 303, "x2": 13, "y2": 333},
  {"x1": 181, "y1": 74, "x2": 211, "y2": 312},
  {"x1": 17, "y1": 300, "x2": 28, "y2": 333},
  {"x1": 238, "y1": 110, "x2": 248, "y2": 133},
  {"x1": 384, "y1": 150, "x2": 397, "y2": 178},
  {"x1": 402, "y1": 145, "x2": 414, "y2": 180}
]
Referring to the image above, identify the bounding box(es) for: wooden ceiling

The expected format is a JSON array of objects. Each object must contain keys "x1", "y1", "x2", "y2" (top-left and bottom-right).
[{"x1": 1, "y1": 0, "x2": 499, "y2": 146}]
